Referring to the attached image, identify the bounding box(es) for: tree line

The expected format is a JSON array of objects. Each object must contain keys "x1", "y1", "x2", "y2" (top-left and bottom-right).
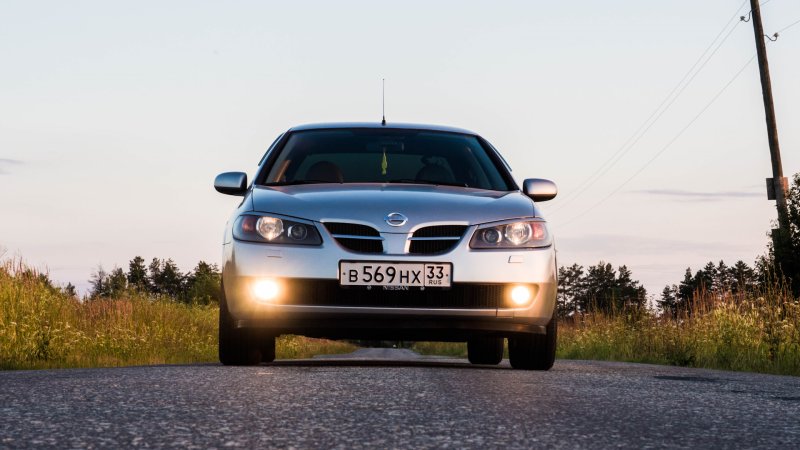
[
  {"x1": 89, "y1": 256, "x2": 221, "y2": 304},
  {"x1": 556, "y1": 258, "x2": 771, "y2": 318},
  {"x1": 557, "y1": 263, "x2": 647, "y2": 317},
  {"x1": 657, "y1": 260, "x2": 764, "y2": 317}
]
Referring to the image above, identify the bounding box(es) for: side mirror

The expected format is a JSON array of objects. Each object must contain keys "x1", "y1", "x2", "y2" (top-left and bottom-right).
[
  {"x1": 522, "y1": 178, "x2": 557, "y2": 202},
  {"x1": 214, "y1": 172, "x2": 248, "y2": 196}
]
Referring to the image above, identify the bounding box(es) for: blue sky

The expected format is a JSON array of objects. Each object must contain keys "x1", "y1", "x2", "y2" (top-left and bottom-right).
[{"x1": 1, "y1": 0, "x2": 799, "y2": 296}]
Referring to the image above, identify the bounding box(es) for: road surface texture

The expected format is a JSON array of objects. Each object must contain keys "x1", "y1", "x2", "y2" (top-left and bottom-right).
[{"x1": 1, "y1": 349, "x2": 799, "y2": 448}]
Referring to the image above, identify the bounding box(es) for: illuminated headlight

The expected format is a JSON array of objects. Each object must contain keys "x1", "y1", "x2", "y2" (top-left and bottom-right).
[
  {"x1": 505, "y1": 222, "x2": 532, "y2": 245},
  {"x1": 470, "y1": 220, "x2": 551, "y2": 249},
  {"x1": 256, "y1": 217, "x2": 283, "y2": 240},
  {"x1": 234, "y1": 214, "x2": 322, "y2": 245}
]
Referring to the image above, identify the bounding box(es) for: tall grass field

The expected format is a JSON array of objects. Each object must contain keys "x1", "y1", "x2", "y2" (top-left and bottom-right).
[
  {"x1": 413, "y1": 284, "x2": 800, "y2": 376},
  {"x1": 557, "y1": 284, "x2": 800, "y2": 375},
  {"x1": 0, "y1": 259, "x2": 354, "y2": 370}
]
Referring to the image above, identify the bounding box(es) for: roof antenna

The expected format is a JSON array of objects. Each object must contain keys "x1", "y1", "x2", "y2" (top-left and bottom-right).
[{"x1": 381, "y1": 78, "x2": 386, "y2": 126}]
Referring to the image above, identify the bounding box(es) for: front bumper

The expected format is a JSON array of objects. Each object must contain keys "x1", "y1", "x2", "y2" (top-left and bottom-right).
[{"x1": 222, "y1": 231, "x2": 557, "y2": 339}]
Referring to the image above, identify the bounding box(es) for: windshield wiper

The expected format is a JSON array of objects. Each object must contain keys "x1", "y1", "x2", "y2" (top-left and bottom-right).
[
  {"x1": 388, "y1": 179, "x2": 469, "y2": 188},
  {"x1": 264, "y1": 179, "x2": 340, "y2": 186}
]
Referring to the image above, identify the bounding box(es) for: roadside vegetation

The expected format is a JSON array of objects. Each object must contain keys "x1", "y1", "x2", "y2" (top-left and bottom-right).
[
  {"x1": 557, "y1": 281, "x2": 800, "y2": 375},
  {"x1": 0, "y1": 259, "x2": 354, "y2": 370},
  {"x1": 553, "y1": 174, "x2": 800, "y2": 376},
  {"x1": 2, "y1": 251, "x2": 798, "y2": 373},
  {"x1": 412, "y1": 282, "x2": 800, "y2": 376}
]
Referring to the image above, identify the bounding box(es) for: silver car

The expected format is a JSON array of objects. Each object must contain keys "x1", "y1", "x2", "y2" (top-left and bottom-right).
[{"x1": 214, "y1": 123, "x2": 558, "y2": 370}]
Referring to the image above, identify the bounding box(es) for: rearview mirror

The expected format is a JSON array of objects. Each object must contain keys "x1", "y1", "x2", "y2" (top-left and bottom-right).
[
  {"x1": 214, "y1": 172, "x2": 248, "y2": 196},
  {"x1": 522, "y1": 178, "x2": 557, "y2": 202}
]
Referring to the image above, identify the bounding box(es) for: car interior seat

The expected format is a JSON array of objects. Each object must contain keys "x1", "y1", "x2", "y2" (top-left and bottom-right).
[
  {"x1": 305, "y1": 161, "x2": 344, "y2": 183},
  {"x1": 415, "y1": 164, "x2": 455, "y2": 184}
]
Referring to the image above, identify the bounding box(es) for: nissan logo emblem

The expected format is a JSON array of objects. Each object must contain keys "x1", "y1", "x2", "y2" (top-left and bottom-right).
[{"x1": 385, "y1": 212, "x2": 408, "y2": 227}]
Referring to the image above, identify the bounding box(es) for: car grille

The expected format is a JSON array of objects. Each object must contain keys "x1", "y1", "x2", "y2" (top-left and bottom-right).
[
  {"x1": 284, "y1": 280, "x2": 504, "y2": 309},
  {"x1": 324, "y1": 222, "x2": 384, "y2": 254},
  {"x1": 412, "y1": 225, "x2": 467, "y2": 238},
  {"x1": 323, "y1": 222, "x2": 468, "y2": 255},
  {"x1": 408, "y1": 225, "x2": 467, "y2": 255}
]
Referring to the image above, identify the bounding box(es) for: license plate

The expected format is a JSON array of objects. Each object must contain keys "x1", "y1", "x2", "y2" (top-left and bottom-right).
[{"x1": 339, "y1": 262, "x2": 452, "y2": 288}]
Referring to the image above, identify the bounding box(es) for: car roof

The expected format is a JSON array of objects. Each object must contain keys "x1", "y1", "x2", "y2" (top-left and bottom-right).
[{"x1": 287, "y1": 122, "x2": 479, "y2": 136}]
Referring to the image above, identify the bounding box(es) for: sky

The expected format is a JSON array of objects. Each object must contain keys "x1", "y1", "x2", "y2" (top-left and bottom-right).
[{"x1": 1, "y1": 0, "x2": 799, "y2": 297}]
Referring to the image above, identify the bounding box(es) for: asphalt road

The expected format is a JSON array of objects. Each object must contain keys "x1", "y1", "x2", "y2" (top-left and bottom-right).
[{"x1": 1, "y1": 349, "x2": 799, "y2": 449}]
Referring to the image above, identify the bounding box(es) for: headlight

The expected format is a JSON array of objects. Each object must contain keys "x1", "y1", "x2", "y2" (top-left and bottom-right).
[
  {"x1": 256, "y1": 217, "x2": 283, "y2": 240},
  {"x1": 233, "y1": 214, "x2": 322, "y2": 245},
  {"x1": 470, "y1": 220, "x2": 551, "y2": 249}
]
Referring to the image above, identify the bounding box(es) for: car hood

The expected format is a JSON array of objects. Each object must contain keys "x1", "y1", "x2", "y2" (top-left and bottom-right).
[{"x1": 250, "y1": 184, "x2": 536, "y2": 232}]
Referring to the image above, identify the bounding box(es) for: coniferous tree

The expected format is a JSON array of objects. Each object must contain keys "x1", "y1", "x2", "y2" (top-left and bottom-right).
[
  {"x1": 107, "y1": 267, "x2": 128, "y2": 297},
  {"x1": 615, "y1": 265, "x2": 646, "y2": 311},
  {"x1": 770, "y1": 173, "x2": 800, "y2": 296},
  {"x1": 88, "y1": 257, "x2": 223, "y2": 302},
  {"x1": 127, "y1": 256, "x2": 149, "y2": 292},
  {"x1": 584, "y1": 262, "x2": 618, "y2": 312},
  {"x1": 730, "y1": 260, "x2": 756, "y2": 294},
  {"x1": 154, "y1": 259, "x2": 184, "y2": 298},
  {"x1": 658, "y1": 285, "x2": 679, "y2": 317},
  {"x1": 89, "y1": 266, "x2": 109, "y2": 298},
  {"x1": 186, "y1": 261, "x2": 221, "y2": 305},
  {"x1": 557, "y1": 264, "x2": 585, "y2": 317},
  {"x1": 698, "y1": 262, "x2": 717, "y2": 294},
  {"x1": 676, "y1": 268, "x2": 695, "y2": 311},
  {"x1": 148, "y1": 258, "x2": 162, "y2": 294},
  {"x1": 89, "y1": 266, "x2": 128, "y2": 298},
  {"x1": 713, "y1": 260, "x2": 731, "y2": 294},
  {"x1": 557, "y1": 262, "x2": 648, "y2": 315},
  {"x1": 63, "y1": 283, "x2": 77, "y2": 299}
]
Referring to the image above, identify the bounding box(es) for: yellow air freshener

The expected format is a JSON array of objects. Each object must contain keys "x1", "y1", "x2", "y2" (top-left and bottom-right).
[{"x1": 381, "y1": 149, "x2": 388, "y2": 175}]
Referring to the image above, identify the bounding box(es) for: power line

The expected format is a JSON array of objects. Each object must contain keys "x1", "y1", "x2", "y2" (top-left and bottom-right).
[
  {"x1": 549, "y1": 0, "x2": 751, "y2": 215},
  {"x1": 775, "y1": 17, "x2": 800, "y2": 34},
  {"x1": 554, "y1": 18, "x2": 743, "y2": 212},
  {"x1": 558, "y1": 54, "x2": 757, "y2": 229}
]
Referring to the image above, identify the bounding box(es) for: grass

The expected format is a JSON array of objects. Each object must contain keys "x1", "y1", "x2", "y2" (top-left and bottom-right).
[
  {"x1": 0, "y1": 259, "x2": 355, "y2": 370},
  {"x1": 411, "y1": 341, "x2": 468, "y2": 358},
  {"x1": 413, "y1": 285, "x2": 800, "y2": 376},
  {"x1": 558, "y1": 285, "x2": 800, "y2": 376}
]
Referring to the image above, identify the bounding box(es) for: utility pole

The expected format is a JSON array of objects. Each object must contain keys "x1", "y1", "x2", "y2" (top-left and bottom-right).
[{"x1": 748, "y1": 0, "x2": 789, "y2": 233}]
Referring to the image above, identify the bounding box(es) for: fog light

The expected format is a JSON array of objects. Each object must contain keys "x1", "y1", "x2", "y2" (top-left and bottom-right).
[
  {"x1": 510, "y1": 285, "x2": 532, "y2": 306},
  {"x1": 252, "y1": 279, "x2": 280, "y2": 303}
]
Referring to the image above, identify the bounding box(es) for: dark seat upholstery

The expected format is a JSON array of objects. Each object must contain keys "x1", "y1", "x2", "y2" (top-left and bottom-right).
[
  {"x1": 415, "y1": 164, "x2": 455, "y2": 184},
  {"x1": 305, "y1": 161, "x2": 344, "y2": 183}
]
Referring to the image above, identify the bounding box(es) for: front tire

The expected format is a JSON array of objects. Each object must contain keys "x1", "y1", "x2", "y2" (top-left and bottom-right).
[
  {"x1": 260, "y1": 336, "x2": 276, "y2": 363},
  {"x1": 508, "y1": 316, "x2": 557, "y2": 370},
  {"x1": 467, "y1": 337, "x2": 504, "y2": 365},
  {"x1": 219, "y1": 289, "x2": 266, "y2": 366}
]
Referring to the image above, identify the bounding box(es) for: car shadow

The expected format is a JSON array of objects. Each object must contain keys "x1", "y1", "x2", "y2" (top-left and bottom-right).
[{"x1": 264, "y1": 358, "x2": 513, "y2": 370}]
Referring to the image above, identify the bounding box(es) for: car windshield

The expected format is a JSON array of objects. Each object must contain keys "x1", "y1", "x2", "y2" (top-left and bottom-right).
[{"x1": 259, "y1": 129, "x2": 514, "y2": 191}]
